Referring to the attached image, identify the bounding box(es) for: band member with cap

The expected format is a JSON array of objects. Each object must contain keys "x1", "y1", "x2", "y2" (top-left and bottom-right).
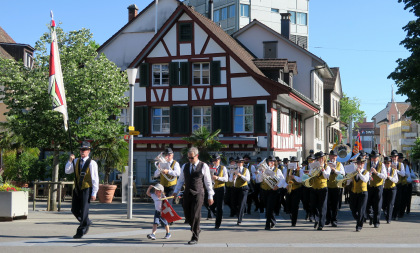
[
  {"x1": 275, "y1": 157, "x2": 289, "y2": 215},
  {"x1": 230, "y1": 156, "x2": 250, "y2": 225},
  {"x1": 365, "y1": 150, "x2": 386, "y2": 228},
  {"x1": 225, "y1": 157, "x2": 236, "y2": 217},
  {"x1": 390, "y1": 150, "x2": 407, "y2": 220},
  {"x1": 252, "y1": 157, "x2": 263, "y2": 213},
  {"x1": 326, "y1": 149, "x2": 345, "y2": 227},
  {"x1": 403, "y1": 158, "x2": 415, "y2": 214},
  {"x1": 382, "y1": 156, "x2": 399, "y2": 223},
  {"x1": 173, "y1": 147, "x2": 214, "y2": 245},
  {"x1": 256, "y1": 155, "x2": 286, "y2": 230},
  {"x1": 65, "y1": 141, "x2": 99, "y2": 239},
  {"x1": 310, "y1": 151, "x2": 331, "y2": 231},
  {"x1": 301, "y1": 157, "x2": 312, "y2": 221},
  {"x1": 209, "y1": 154, "x2": 228, "y2": 229},
  {"x1": 154, "y1": 147, "x2": 180, "y2": 205},
  {"x1": 286, "y1": 156, "x2": 303, "y2": 226},
  {"x1": 244, "y1": 154, "x2": 257, "y2": 214},
  {"x1": 397, "y1": 153, "x2": 411, "y2": 218},
  {"x1": 349, "y1": 156, "x2": 369, "y2": 232}
]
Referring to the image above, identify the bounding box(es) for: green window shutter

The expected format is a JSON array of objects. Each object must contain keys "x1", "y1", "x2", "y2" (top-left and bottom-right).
[
  {"x1": 169, "y1": 62, "x2": 179, "y2": 86},
  {"x1": 277, "y1": 110, "x2": 281, "y2": 133},
  {"x1": 180, "y1": 62, "x2": 190, "y2": 86},
  {"x1": 139, "y1": 63, "x2": 149, "y2": 87},
  {"x1": 213, "y1": 105, "x2": 231, "y2": 134},
  {"x1": 171, "y1": 106, "x2": 189, "y2": 134},
  {"x1": 134, "y1": 106, "x2": 149, "y2": 135},
  {"x1": 254, "y1": 104, "x2": 266, "y2": 133},
  {"x1": 210, "y1": 61, "x2": 221, "y2": 85}
]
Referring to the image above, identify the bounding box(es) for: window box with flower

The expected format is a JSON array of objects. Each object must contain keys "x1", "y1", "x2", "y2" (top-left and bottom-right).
[{"x1": 0, "y1": 183, "x2": 30, "y2": 221}]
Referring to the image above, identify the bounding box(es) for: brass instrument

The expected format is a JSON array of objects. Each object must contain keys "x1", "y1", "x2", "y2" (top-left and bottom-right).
[
  {"x1": 336, "y1": 171, "x2": 358, "y2": 188},
  {"x1": 335, "y1": 144, "x2": 352, "y2": 164},
  {"x1": 287, "y1": 168, "x2": 293, "y2": 194},
  {"x1": 303, "y1": 167, "x2": 321, "y2": 188},
  {"x1": 257, "y1": 159, "x2": 279, "y2": 190},
  {"x1": 154, "y1": 153, "x2": 176, "y2": 182}
]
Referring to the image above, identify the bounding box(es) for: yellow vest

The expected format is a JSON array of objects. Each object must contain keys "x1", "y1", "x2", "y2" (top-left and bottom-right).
[
  {"x1": 160, "y1": 160, "x2": 178, "y2": 187},
  {"x1": 396, "y1": 162, "x2": 407, "y2": 185},
  {"x1": 286, "y1": 168, "x2": 302, "y2": 191},
  {"x1": 226, "y1": 165, "x2": 235, "y2": 187},
  {"x1": 384, "y1": 168, "x2": 396, "y2": 189},
  {"x1": 327, "y1": 161, "x2": 342, "y2": 189},
  {"x1": 214, "y1": 165, "x2": 225, "y2": 189},
  {"x1": 75, "y1": 158, "x2": 92, "y2": 190},
  {"x1": 261, "y1": 167, "x2": 278, "y2": 190},
  {"x1": 312, "y1": 164, "x2": 328, "y2": 189},
  {"x1": 352, "y1": 170, "x2": 368, "y2": 193},
  {"x1": 234, "y1": 167, "x2": 248, "y2": 188},
  {"x1": 367, "y1": 161, "x2": 384, "y2": 187}
]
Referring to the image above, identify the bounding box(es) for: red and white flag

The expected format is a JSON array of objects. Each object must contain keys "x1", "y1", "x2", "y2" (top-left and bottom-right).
[
  {"x1": 48, "y1": 11, "x2": 68, "y2": 131},
  {"x1": 161, "y1": 199, "x2": 181, "y2": 223}
]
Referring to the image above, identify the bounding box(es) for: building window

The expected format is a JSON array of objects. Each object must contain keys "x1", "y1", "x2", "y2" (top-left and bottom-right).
[
  {"x1": 288, "y1": 11, "x2": 296, "y2": 24},
  {"x1": 263, "y1": 41, "x2": 277, "y2": 58},
  {"x1": 192, "y1": 106, "x2": 211, "y2": 131},
  {"x1": 271, "y1": 8, "x2": 279, "y2": 13},
  {"x1": 297, "y1": 12, "x2": 307, "y2": 25},
  {"x1": 241, "y1": 4, "x2": 250, "y2": 17},
  {"x1": 391, "y1": 115, "x2": 395, "y2": 123},
  {"x1": 221, "y1": 7, "x2": 228, "y2": 20},
  {"x1": 229, "y1": 5, "x2": 235, "y2": 18},
  {"x1": 152, "y1": 107, "x2": 170, "y2": 133},
  {"x1": 148, "y1": 160, "x2": 157, "y2": 183},
  {"x1": 193, "y1": 63, "x2": 210, "y2": 85},
  {"x1": 24, "y1": 52, "x2": 33, "y2": 69},
  {"x1": 152, "y1": 64, "x2": 169, "y2": 86},
  {"x1": 214, "y1": 10, "x2": 220, "y2": 22},
  {"x1": 315, "y1": 117, "x2": 320, "y2": 139},
  {"x1": 178, "y1": 23, "x2": 192, "y2": 42},
  {"x1": 234, "y1": 105, "x2": 253, "y2": 133}
]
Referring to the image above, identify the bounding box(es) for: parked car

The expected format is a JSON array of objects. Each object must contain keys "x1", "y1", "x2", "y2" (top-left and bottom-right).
[{"x1": 411, "y1": 172, "x2": 420, "y2": 195}]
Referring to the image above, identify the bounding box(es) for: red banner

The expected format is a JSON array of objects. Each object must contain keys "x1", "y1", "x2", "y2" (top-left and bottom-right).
[{"x1": 161, "y1": 199, "x2": 181, "y2": 223}]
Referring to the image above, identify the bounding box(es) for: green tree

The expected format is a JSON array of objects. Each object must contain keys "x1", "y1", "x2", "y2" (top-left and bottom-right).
[
  {"x1": 181, "y1": 127, "x2": 227, "y2": 164},
  {"x1": 388, "y1": 0, "x2": 420, "y2": 121},
  {"x1": 411, "y1": 138, "x2": 420, "y2": 161},
  {"x1": 0, "y1": 25, "x2": 128, "y2": 210},
  {"x1": 340, "y1": 93, "x2": 366, "y2": 137}
]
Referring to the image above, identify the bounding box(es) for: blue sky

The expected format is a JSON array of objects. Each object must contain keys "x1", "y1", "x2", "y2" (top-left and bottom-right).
[{"x1": 0, "y1": 0, "x2": 414, "y2": 120}]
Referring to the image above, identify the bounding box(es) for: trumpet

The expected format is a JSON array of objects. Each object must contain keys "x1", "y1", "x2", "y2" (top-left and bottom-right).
[
  {"x1": 154, "y1": 153, "x2": 176, "y2": 182},
  {"x1": 303, "y1": 167, "x2": 322, "y2": 188},
  {"x1": 336, "y1": 171, "x2": 358, "y2": 188}
]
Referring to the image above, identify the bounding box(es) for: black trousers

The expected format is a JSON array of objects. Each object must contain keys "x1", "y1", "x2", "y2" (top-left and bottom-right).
[
  {"x1": 326, "y1": 187, "x2": 341, "y2": 224},
  {"x1": 71, "y1": 188, "x2": 92, "y2": 236},
  {"x1": 382, "y1": 187, "x2": 397, "y2": 222},
  {"x1": 247, "y1": 182, "x2": 260, "y2": 213},
  {"x1": 164, "y1": 185, "x2": 175, "y2": 205},
  {"x1": 351, "y1": 191, "x2": 368, "y2": 230},
  {"x1": 310, "y1": 187, "x2": 328, "y2": 228},
  {"x1": 301, "y1": 187, "x2": 312, "y2": 218},
  {"x1": 261, "y1": 189, "x2": 277, "y2": 229},
  {"x1": 288, "y1": 187, "x2": 302, "y2": 225},
  {"x1": 275, "y1": 188, "x2": 287, "y2": 214},
  {"x1": 210, "y1": 187, "x2": 225, "y2": 228},
  {"x1": 366, "y1": 185, "x2": 383, "y2": 225},
  {"x1": 392, "y1": 184, "x2": 406, "y2": 218},
  {"x1": 224, "y1": 186, "x2": 234, "y2": 216},
  {"x1": 233, "y1": 186, "x2": 248, "y2": 223},
  {"x1": 183, "y1": 190, "x2": 204, "y2": 241}
]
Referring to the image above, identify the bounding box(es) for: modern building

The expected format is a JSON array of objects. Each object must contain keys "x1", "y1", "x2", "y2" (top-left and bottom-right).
[
  {"x1": 99, "y1": 0, "x2": 320, "y2": 185},
  {"x1": 184, "y1": 0, "x2": 309, "y2": 48}
]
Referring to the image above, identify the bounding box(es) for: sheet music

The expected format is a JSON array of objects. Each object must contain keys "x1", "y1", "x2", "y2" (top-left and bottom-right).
[
  {"x1": 344, "y1": 163, "x2": 356, "y2": 174},
  {"x1": 288, "y1": 163, "x2": 297, "y2": 170},
  {"x1": 309, "y1": 161, "x2": 321, "y2": 170}
]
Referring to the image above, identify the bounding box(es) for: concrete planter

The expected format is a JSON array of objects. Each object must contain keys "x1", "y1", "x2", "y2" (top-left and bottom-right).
[{"x1": 0, "y1": 191, "x2": 29, "y2": 221}]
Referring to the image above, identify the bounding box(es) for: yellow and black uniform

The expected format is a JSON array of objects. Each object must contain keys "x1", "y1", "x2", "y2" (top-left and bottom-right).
[
  {"x1": 258, "y1": 165, "x2": 281, "y2": 230},
  {"x1": 365, "y1": 158, "x2": 386, "y2": 227},
  {"x1": 383, "y1": 165, "x2": 398, "y2": 223},
  {"x1": 393, "y1": 161, "x2": 407, "y2": 220},
  {"x1": 326, "y1": 161, "x2": 343, "y2": 227},
  {"x1": 286, "y1": 166, "x2": 303, "y2": 226},
  {"x1": 350, "y1": 169, "x2": 369, "y2": 232},
  {"x1": 154, "y1": 159, "x2": 181, "y2": 205},
  {"x1": 230, "y1": 163, "x2": 250, "y2": 225},
  {"x1": 210, "y1": 165, "x2": 227, "y2": 229}
]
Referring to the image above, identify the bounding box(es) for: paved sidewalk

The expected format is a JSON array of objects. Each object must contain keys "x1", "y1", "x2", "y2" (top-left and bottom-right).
[{"x1": 1, "y1": 196, "x2": 420, "y2": 253}]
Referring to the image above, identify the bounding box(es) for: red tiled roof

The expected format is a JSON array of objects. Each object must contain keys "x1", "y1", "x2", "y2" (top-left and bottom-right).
[{"x1": 0, "y1": 26, "x2": 15, "y2": 43}]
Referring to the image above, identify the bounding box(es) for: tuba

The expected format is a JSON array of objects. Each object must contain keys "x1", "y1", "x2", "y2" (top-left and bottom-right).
[
  {"x1": 335, "y1": 144, "x2": 352, "y2": 164},
  {"x1": 257, "y1": 159, "x2": 279, "y2": 189},
  {"x1": 154, "y1": 153, "x2": 176, "y2": 182}
]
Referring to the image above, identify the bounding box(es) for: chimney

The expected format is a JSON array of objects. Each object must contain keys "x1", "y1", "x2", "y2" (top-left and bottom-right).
[
  {"x1": 128, "y1": 4, "x2": 139, "y2": 22},
  {"x1": 280, "y1": 13, "x2": 291, "y2": 40},
  {"x1": 209, "y1": 0, "x2": 214, "y2": 21}
]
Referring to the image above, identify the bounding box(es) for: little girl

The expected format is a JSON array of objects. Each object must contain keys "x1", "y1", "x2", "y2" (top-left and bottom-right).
[{"x1": 146, "y1": 183, "x2": 171, "y2": 240}]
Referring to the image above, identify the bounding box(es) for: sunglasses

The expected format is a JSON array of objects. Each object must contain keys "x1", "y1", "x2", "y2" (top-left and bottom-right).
[
  {"x1": 80, "y1": 148, "x2": 89, "y2": 151},
  {"x1": 188, "y1": 156, "x2": 196, "y2": 159}
]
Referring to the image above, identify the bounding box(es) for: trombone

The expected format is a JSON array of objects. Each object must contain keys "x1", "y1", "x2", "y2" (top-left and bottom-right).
[{"x1": 302, "y1": 167, "x2": 321, "y2": 188}]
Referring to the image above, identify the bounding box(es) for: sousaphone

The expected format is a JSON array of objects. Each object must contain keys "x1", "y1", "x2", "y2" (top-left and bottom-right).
[{"x1": 334, "y1": 144, "x2": 352, "y2": 163}]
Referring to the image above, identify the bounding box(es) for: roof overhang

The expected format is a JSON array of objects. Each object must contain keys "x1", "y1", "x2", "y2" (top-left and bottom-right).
[
  {"x1": 276, "y1": 92, "x2": 320, "y2": 114},
  {"x1": 133, "y1": 137, "x2": 257, "y2": 145}
]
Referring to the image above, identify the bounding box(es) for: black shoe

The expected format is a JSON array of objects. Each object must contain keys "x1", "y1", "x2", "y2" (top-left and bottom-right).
[
  {"x1": 237, "y1": 222, "x2": 241, "y2": 226},
  {"x1": 369, "y1": 219, "x2": 373, "y2": 226},
  {"x1": 271, "y1": 223, "x2": 276, "y2": 228},
  {"x1": 395, "y1": 216, "x2": 399, "y2": 221},
  {"x1": 314, "y1": 221, "x2": 318, "y2": 229},
  {"x1": 355, "y1": 228, "x2": 360, "y2": 232},
  {"x1": 374, "y1": 224, "x2": 379, "y2": 228},
  {"x1": 188, "y1": 240, "x2": 198, "y2": 245},
  {"x1": 291, "y1": 223, "x2": 296, "y2": 227},
  {"x1": 215, "y1": 226, "x2": 220, "y2": 229},
  {"x1": 264, "y1": 226, "x2": 270, "y2": 230},
  {"x1": 387, "y1": 220, "x2": 390, "y2": 224},
  {"x1": 73, "y1": 234, "x2": 83, "y2": 239},
  {"x1": 331, "y1": 222, "x2": 337, "y2": 227},
  {"x1": 325, "y1": 220, "x2": 330, "y2": 225},
  {"x1": 317, "y1": 226, "x2": 323, "y2": 231}
]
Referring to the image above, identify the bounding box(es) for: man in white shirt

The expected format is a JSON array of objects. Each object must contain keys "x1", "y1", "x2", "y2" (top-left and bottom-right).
[
  {"x1": 173, "y1": 147, "x2": 214, "y2": 245},
  {"x1": 65, "y1": 141, "x2": 99, "y2": 239},
  {"x1": 153, "y1": 147, "x2": 180, "y2": 205},
  {"x1": 229, "y1": 156, "x2": 251, "y2": 225},
  {"x1": 391, "y1": 150, "x2": 407, "y2": 220}
]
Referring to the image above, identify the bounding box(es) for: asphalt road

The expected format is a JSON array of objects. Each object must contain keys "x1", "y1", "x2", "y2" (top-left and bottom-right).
[{"x1": 1, "y1": 195, "x2": 420, "y2": 253}]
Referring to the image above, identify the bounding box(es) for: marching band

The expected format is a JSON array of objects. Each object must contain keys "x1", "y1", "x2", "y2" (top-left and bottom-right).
[{"x1": 153, "y1": 146, "x2": 416, "y2": 237}]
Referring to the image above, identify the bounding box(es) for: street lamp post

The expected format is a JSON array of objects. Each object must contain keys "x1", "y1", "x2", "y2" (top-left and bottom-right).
[{"x1": 126, "y1": 67, "x2": 138, "y2": 219}]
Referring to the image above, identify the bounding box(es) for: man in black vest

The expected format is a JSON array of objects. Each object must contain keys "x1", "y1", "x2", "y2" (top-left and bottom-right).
[
  {"x1": 173, "y1": 147, "x2": 214, "y2": 245},
  {"x1": 65, "y1": 141, "x2": 99, "y2": 239}
]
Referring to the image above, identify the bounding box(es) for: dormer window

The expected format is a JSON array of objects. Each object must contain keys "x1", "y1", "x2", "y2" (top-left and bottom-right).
[{"x1": 178, "y1": 23, "x2": 192, "y2": 42}]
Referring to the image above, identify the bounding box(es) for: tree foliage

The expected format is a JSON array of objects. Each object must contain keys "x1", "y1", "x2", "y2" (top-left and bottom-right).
[
  {"x1": 0, "y1": 25, "x2": 129, "y2": 152},
  {"x1": 339, "y1": 93, "x2": 366, "y2": 131},
  {"x1": 388, "y1": 0, "x2": 420, "y2": 121}
]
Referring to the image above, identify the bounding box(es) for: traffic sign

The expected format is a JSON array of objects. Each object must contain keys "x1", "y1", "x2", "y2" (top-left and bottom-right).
[
  {"x1": 129, "y1": 126, "x2": 135, "y2": 131},
  {"x1": 129, "y1": 131, "x2": 140, "y2": 135}
]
